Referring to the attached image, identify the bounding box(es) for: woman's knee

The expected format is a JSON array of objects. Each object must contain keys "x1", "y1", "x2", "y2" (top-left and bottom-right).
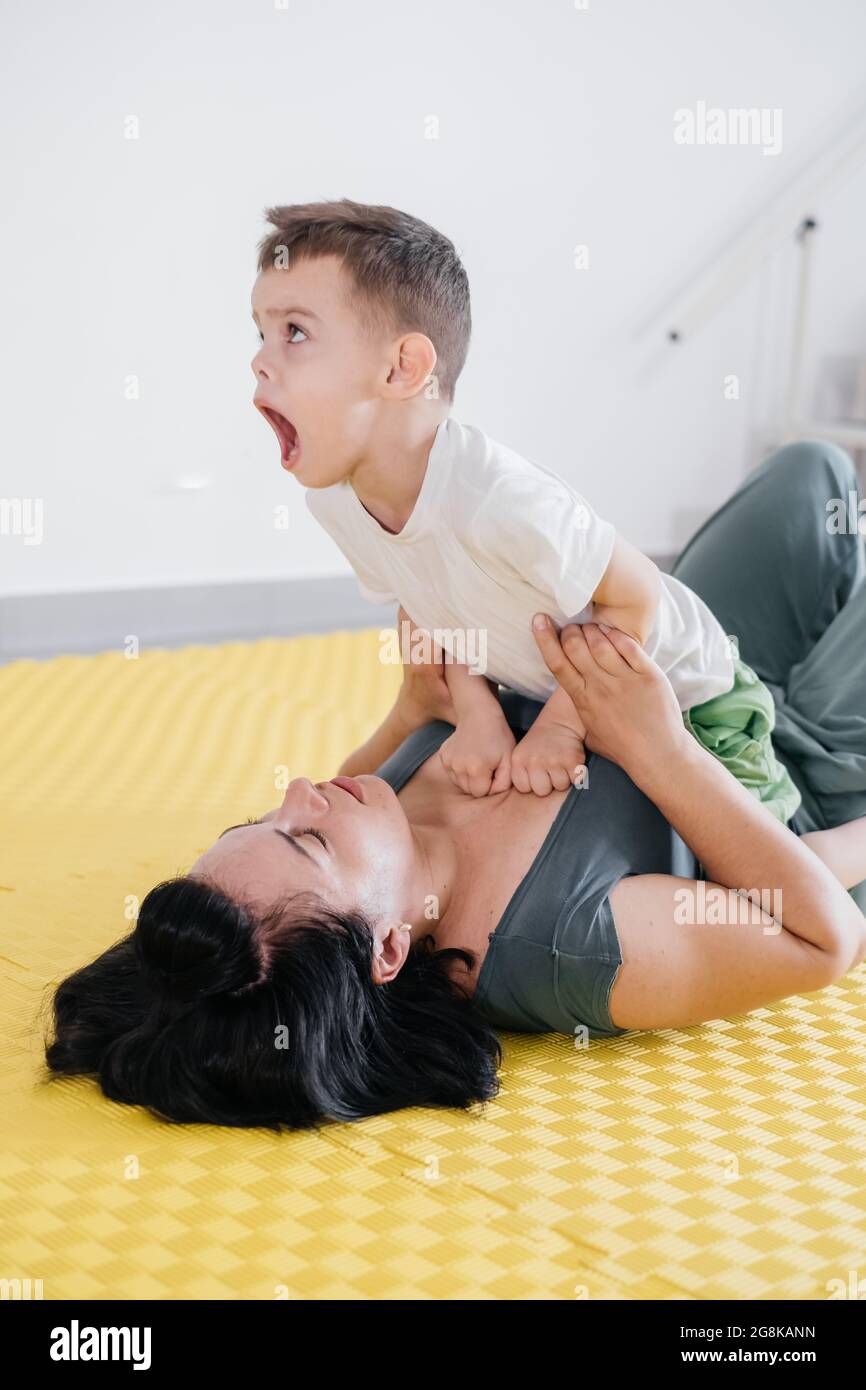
[{"x1": 761, "y1": 438, "x2": 858, "y2": 500}]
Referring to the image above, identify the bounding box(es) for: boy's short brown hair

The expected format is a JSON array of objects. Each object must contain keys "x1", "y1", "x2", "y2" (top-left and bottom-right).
[{"x1": 256, "y1": 198, "x2": 471, "y2": 401}]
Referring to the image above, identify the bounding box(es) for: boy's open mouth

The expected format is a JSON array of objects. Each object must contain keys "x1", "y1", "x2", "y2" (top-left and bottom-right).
[{"x1": 258, "y1": 405, "x2": 301, "y2": 468}]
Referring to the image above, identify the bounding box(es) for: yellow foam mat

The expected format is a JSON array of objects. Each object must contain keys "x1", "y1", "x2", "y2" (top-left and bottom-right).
[{"x1": 2, "y1": 628, "x2": 865, "y2": 1301}]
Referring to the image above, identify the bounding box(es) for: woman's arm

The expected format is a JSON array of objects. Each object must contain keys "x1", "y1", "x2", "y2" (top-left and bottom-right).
[
  {"x1": 337, "y1": 606, "x2": 458, "y2": 777},
  {"x1": 531, "y1": 616, "x2": 866, "y2": 1031},
  {"x1": 621, "y1": 727, "x2": 866, "y2": 971},
  {"x1": 606, "y1": 736, "x2": 866, "y2": 1031},
  {"x1": 337, "y1": 701, "x2": 426, "y2": 778},
  {"x1": 606, "y1": 862, "x2": 864, "y2": 1033},
  {"x1": 800, "y1": 817, "x2": 866, "y2": 890}
]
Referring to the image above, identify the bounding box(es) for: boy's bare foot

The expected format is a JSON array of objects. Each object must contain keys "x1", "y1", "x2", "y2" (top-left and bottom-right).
[
  {"x1": 439, "y1": 711, "x2": 516, "y2": 798},
  {"x1": 510, "y1": 719, "x2": 587, "y2": 796}
]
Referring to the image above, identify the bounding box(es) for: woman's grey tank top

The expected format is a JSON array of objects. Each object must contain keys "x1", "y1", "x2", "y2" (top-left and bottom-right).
[{"x1": 375, "y1": 687, "x2": 700, "y2": 1039}]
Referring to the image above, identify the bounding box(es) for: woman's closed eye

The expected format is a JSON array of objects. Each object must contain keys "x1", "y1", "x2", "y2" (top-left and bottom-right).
[
  {"x1": 242, "y1": 815, "x2": 328, "y2": 849},
  {"x1": 295, "y1": 826, "x2": 327, "y2": 848}
]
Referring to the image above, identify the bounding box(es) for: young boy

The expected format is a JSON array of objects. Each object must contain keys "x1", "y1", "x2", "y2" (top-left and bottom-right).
[{"x1": 251, "y1": 198, "x2": 801, "y2": 821}]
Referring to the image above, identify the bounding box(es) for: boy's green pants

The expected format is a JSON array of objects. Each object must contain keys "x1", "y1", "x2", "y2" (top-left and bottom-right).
[{"x1": 684, "y1": 657, "x2": 802, "y2": 825}]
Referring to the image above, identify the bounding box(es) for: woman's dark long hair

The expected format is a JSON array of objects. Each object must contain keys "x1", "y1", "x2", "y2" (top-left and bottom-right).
[{"x1": 43, "y1": 875, "x2": 503, "y2": 1131}]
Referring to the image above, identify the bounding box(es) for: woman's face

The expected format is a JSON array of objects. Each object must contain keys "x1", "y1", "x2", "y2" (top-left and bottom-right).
[{"x1": 189, "y1": 775, "x2": 427, "y2": 970}]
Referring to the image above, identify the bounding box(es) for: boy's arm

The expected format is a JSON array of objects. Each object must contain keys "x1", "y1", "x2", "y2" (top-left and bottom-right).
[
  {"x1": 526, "y1": 536, "x2": 660, "y2": 742},
  {"x1": 591, "y1": 534, "x2": 662, "y2": 645},
  {"x1": 515, "y1": 534, "x2": 658, "y2": 787}
]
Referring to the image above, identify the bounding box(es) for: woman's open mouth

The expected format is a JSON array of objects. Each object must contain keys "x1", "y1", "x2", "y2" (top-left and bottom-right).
[{"x1": 258, "y1": 404, "x2": 301, "y2": 469}]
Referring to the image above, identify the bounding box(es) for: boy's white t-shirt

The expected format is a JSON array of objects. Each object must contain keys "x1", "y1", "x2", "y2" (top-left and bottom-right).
[{"x1": 305, "y1": 416, "x2": 735, "y2": 709}]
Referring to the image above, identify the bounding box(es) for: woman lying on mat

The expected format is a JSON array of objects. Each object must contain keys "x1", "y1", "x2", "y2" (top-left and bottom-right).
[{"x1": 45, "y1": 440, "x2": 866, "y2": 1131}]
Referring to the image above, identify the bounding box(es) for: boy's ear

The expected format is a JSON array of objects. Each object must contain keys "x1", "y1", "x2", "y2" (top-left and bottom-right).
[{"x1": 383, "y1": 331, "x2": 437, "y2": 398}]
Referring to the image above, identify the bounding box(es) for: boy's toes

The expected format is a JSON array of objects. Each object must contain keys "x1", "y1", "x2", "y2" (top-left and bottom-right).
[
  {"x1": 527, "y1": 768, "x2": 553, "y2": 797},
  {"x1": 511, "y1": 765, "x2": 531, "y2": 793}
]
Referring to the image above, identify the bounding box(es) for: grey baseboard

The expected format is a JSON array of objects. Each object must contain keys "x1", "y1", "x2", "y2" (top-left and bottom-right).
[
  {"x1": 0, "y1": 556, "x2": 678, "y2": 663},
  {"x1": 0, "y1": 576, "x2": 395, "y2": 663}
]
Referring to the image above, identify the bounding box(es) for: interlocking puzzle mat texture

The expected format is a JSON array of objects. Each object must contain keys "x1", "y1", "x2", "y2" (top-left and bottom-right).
[{"x1": 2, "y1": 629, "x2": 865, "y2": 1299}]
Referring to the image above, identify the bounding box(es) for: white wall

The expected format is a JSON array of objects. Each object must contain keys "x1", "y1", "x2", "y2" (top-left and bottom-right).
[{"x1": 2, "y1": 0, "x2": 865, "y2": 597}]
